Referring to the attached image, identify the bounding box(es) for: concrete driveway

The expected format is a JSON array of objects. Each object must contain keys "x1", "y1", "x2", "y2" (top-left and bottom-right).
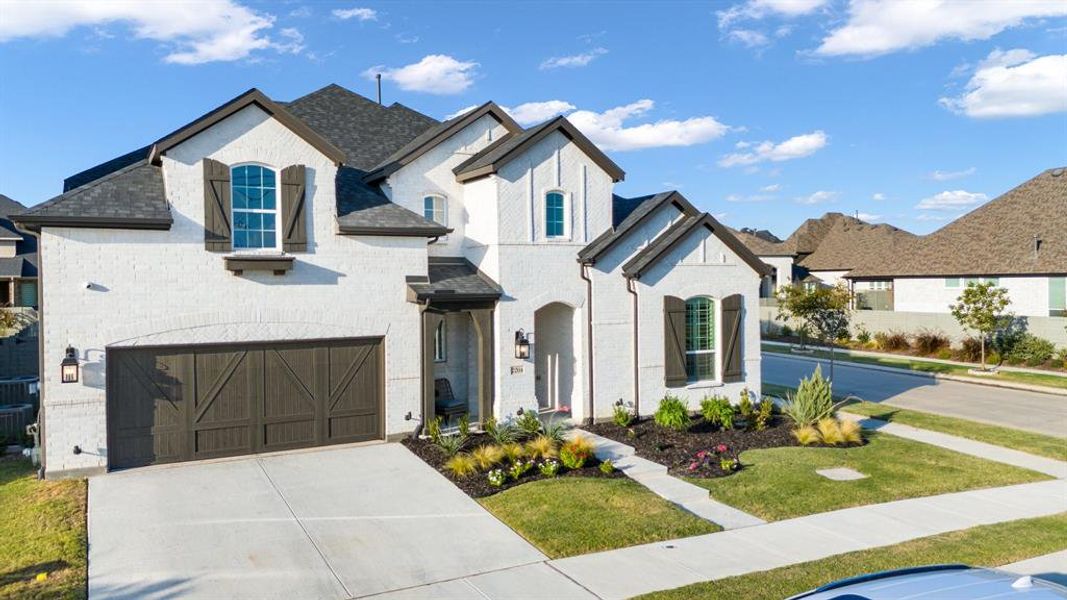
[
  {"x1": 88, "y1": 443, "x2": 547, "y2": 599},
  {"x1": 763, "y1": 353, "x2": 1067, "y2": 438}
]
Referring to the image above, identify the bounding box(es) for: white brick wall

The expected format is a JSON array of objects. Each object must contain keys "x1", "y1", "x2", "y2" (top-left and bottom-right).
[
  {"x1": 41, "y1": 105, "x2": 427, "y2": 475},
  {"x1": 894, "y1": 276, "x2": 1053, "y2": 317}
]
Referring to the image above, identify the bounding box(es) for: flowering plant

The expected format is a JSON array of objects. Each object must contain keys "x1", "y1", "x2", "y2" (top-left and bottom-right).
[
  {"x1": 687, "y1": 444, "x2": 741, "y2": 474},
  {"x1": 508, "y1": 459, "x2": 533, "y2": 480},
  {"x1": 538, "y1": 459, "x2": 560, "y2": 477},
  {"x1": 487, "y1": 469, "x2": 507, "y2": 487}
]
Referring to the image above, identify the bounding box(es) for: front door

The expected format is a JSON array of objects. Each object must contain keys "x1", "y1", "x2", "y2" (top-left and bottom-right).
[{"x1": 533, "y1": 302, "x2": 576, "y2": 412}]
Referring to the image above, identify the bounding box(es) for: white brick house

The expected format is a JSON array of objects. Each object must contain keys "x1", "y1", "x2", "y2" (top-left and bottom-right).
[{"x1": 16, "y1": 85, "x2": 768, "y2": 477}]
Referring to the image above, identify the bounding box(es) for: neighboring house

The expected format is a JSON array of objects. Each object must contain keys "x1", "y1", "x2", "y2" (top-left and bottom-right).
[
  {"x1": 846, "y1": 167, "x2": 1067, "y2": 318},
  {"x1": 15, "y1": 84, "x2": 767, "y2": 477},
  {"x1": 732, "y1": 213, "x2": 914, "y2": 304},
  {"x1": 0, "y1": 194, "x2": 38, "y2": 308}
]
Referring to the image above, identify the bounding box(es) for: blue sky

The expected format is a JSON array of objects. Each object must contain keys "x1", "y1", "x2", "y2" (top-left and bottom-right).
[{"x1": 1, "y1": 0, "x2": 1064, "y2": 236}]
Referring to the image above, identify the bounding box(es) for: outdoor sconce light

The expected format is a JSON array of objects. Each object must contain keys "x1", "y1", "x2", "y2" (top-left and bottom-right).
[
  {"x1": 61, "y1": 346, "x2": 79, "y2": 384},
  {"x1": 514, "y1": 329, "x2": 531, "y2": 359}
]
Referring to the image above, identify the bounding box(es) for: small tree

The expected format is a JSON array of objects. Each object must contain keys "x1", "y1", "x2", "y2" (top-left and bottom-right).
[
  {"x1": 777, "y1": 283, "x2": 852, "y2": 380},
  {"x1": 950, "y1": 281, "x2": 1012, "y2": 371}
]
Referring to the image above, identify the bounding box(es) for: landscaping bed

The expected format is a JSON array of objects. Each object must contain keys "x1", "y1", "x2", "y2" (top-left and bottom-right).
[
  {"x1": 403, "y1": 432, "x2": 622, "y2": 498},
  {"x1": 587, "y1": 414, "x2": 861, "y2": 478}
]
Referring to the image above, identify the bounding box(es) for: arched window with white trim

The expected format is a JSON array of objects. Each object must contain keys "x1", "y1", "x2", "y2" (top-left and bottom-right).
[
  {"x1": 545, "y1": 191, "x2": 567, "y2": 238},
  {"x1": 231, "y1": 164, "x2": 279, "y2": 250},
  {"x1": 423, "y1": 194, "x2": 447, "y2": 226}
]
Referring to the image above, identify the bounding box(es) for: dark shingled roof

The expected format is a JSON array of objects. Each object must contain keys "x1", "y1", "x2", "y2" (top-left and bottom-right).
[
  {"x1": 0, "y1": 195, "x2": 37, "y2": 279},
  {"x1": 729, "y1": 228, "x2": 794, "y2": 256},
  {"x1": 797, "y1": 219, "x2": 915, "y2": 271},
  {"x1": 284, "y1": 84, "x2": 439, "y2": 171},
  {"x1": 408, "y1": 256, "x2": 503, "y2": 301},
  {"x1": 64, "y1": 146, "x2": 151, "y2": 192},
  {"x1": 578, "y1": 191, "x2": 696, "y2": 263},
  {"x1": 0, "y1": 194, "x2": 26, "y2": 218},
  {"x1": 16, "y1": 160, "x2": 172, "y2": 229},
  {"x1": 453, "y1": 116, "x2": 625, "y2": 183},
  {"x1": 621, "y1": 213, "x2": 772, "y2": 279},
  {"x1": 847, "y1": 167, "x2": 1067, "y2": 278},
  {"x1": 335, "y1": 167, "x2": 449, "y2": 236}
]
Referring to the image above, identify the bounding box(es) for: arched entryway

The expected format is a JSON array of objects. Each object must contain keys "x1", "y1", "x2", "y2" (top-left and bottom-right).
[{"x1": 534, "y1": 302, "x2": 578, "y2": 413}]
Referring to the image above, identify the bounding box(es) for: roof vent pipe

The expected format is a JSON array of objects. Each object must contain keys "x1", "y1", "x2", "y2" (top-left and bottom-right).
[{"x1": 376, "y1": 73, "x2": 382, "y2": 105}]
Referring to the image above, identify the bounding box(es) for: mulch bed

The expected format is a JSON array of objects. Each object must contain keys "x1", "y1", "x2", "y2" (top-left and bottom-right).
[
  {"x1": 587, "y1": 415, "x2": 862, "y2": 479},
  {"x1": 403, "y1": 433, "x2": 624, "y2": 499}
]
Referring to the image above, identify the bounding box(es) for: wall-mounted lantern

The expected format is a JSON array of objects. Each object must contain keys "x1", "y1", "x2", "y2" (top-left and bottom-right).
[
  {"x1": 514, "y1": 329, "x2": 531, "y2": 360},
  {"x1": 61, "y1": 346, "x2": 79, "y2": 383}
]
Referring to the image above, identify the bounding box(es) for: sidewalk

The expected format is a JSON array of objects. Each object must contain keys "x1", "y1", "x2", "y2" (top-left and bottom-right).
[{"x1": 549, "y1": 479, "x2": 1067, "y2": 599}]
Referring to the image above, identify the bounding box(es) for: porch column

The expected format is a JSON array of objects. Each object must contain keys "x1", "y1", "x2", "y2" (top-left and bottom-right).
[
  {"x1": 469, "y1": 308, "x2": 494, "y2": 423},
  {"x1": 422, "y1": 311, "x2": 444, "y2": 425}
]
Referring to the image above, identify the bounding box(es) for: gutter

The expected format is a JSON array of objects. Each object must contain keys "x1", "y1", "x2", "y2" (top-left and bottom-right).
[
  {"x1": 414, "y1": 299, "x2": 432, "y2": 439},
  {"x1": 579, "y1": 263, "x2": 594, "y2": 426},
  {"x1": 626, "y1": 276, "x2": 640, "y2": 416}
]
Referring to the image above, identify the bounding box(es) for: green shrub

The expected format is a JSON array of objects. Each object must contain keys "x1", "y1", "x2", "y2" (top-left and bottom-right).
[
  {"x1": 515, "y1": 409, "x2": 543, "y2": 438},
  {"x1": 457, "y1": 413, "x2": 471, "y2": 438},
  {"x1": 793, "y1": 425, "x2": 821, "y2": 446},
  {"x1": 542, "y1": 417, "x2": 567, "y2": 445},
  {"x1": 435, "y1": 433, "x2": 466, "y2": 457},
  {"x1": 487, "y1": 469, "x2": 506, "y2": 487},
  {"x1": 524, "y1": 435, "x2": 556, "y2": 460},
  {"x1": 816, "y1": 418, "x2": 845, "y2": 445},
  {"x1": 612, "y1": 403, "x2": 633, "y2": 427},
  {"x1": 538, "y1": 459, "x2": 560, "y2": 476},
  {"x1": 855, "y1": 327, "x2": 871, "y2": 345},
  {"x1": 957, "y1": 336, "x2": 984, "y2": 362},
  {"x1": 560, "y1": 436, "x2": 594, "y2": 469},
  {"x1": 599, "y1": 459, "x2": 615, "y2": 474},
  {"x1": 781, "y1": 324, "x2": 793, "y2": 337},
  {"x1": 654, "y1": 394, "x2": 691, "y2": 431},
  {"x1": 484, "y1": 416, "x2": 517, "y2": 445},
  {"x1": 914, "y1": 329, "x2": 950, "y2": 355},
  {"x1": 427, "y1": 416, "x2": 443, "y2": 445},
  {"x1": 501, "y1": 442, "x2": 525, "y2": 464},
  {"x1": 882, "y1": 331, "x2": 910, "y2": 351},
  {"x1": 936, "y1": 348, "x2": 953, "y2": 360},
  {"x1": 508, "y1": 459, "x2": 534, "y2": 480},
  {"x1": 1005, "y1": 334, "x2": 1056, "y2": 366},
  {"x1": 738, "y1": 389, "x2": 754, "y2": 420},
  {"x1": 445, "y1": 454, "x2": 477, "y2": 478},
  {"x1": 700, "y1": 395, "x2": 735, "y2": 430},
  {"x1": 840, "y1": 419, "x2": 863, "y2": 444},
  {"x1": 471, "y1": 445, "x2": 504, "y2": 470},
  {"x1": 755, "y1": 397, "x2": 774, "y2": 431},
  {"x1": 782, "y1": 365, "x2": 835, "y2": 427}
]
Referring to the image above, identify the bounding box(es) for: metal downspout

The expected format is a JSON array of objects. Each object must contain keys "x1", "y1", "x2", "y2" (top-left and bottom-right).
[
  {"x1": 579, "y1": 263, "x2": 594, "y2": 426},
  {"x1": 626, "y1": 276, "x2": 640, "y2": 417},
  {"x1": 414, "y1": 299, "x2": 431, "y2": 439}
]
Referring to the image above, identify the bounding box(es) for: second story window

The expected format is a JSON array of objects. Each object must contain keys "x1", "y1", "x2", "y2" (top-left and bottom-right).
[
  {"x1": 545, "y1": 191, "x2": 566, "y2": 238},
  {"x1": 424, "y1": 195, "x2": 447, "y2": 226},
  {"x1": 232, "y1": 164, "x2": 278, "y2": 250}
]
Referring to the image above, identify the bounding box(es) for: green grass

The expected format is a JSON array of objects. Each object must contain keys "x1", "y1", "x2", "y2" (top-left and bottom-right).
[
  {"x1": 478, "y1": 478, "x2": 720, "y2": 558},
  {"x1": 689, "y1": 431, "x2": 1049, "y2": 521},
  {"x1": 761, "y1": 343, "x2": 1067, "y2": 390},
  {"x1": 842, "y1": 400, "x2": 1067, "y2": 461},
  {"x1": 0, "y1": 459, "x2": 87, "y2": 599},
  {"x1": 636, "y1": 512, "x2": 1067, "y2": 600}
]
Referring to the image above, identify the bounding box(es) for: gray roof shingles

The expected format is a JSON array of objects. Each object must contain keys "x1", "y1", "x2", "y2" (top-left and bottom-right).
[
  {"x1": 408, "y1": 257, "x2": 503, "y2": 300},
  {"x1": 18, "y1": 160, "x2": 170, "y2": 227},
  {"x1": 578, "y1": 191, "x2": 693, "y2": 263},
  {"x1": 335, "y1": 167, "x2": 448, "y2": 235},
  {"x1": 0, "y1": 195, "x2": 37, "y2": 278}
]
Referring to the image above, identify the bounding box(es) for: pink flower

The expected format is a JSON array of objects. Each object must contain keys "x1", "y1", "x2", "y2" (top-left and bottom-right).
[
  {"x1": 696, "y1": 450, "x2": 708, "y2": 458},
  {"x1": 716, "y1": 444, "x2": 729, "y2": 454},
  {"x1": 688, "y1": 462, "x2": 699, "y2": 471}
]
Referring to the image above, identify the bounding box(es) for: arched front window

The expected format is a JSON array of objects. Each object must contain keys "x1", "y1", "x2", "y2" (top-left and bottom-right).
[
  {"x1": 685, "y1": 296, "x2": 717, "y2": 381},
  {"x1": 424, "y1": 194, "x2": 447, "y2": 226},
  {"x1": 231, "y1": 164, "x2": 278, "y2": 250},
  {"x1": 545, "y1": 191, "x2": 566, "y2": 238}
]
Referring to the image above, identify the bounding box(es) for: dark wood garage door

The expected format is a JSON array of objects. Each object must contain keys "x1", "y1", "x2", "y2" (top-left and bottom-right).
[{"x1": 106, "y1": 337, "x2": 383, "y2": 469}]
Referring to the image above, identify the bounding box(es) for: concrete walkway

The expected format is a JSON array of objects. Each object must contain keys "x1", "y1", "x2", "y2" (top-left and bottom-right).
[
  {"x1": 548, "y1": 479, "x2": 1067, "y2": 599},
  {"x1": 580, "y1": 430, "x2": 766, "y2": 530},
  {"x1": 840, "y1": 412, "x2": 1067, "y2": 478},
  {"x1": 764, "y1": 353, "x2": 1067, "y2": 438}
]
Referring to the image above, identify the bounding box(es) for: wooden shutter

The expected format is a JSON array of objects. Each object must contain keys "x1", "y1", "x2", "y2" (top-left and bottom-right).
[
  {"x1": 281, "y1": 164, "x2": 307, "y2": 252},
  {"x1": 203, "y1": 158, "x2": 231, "y2": 251},
  {"x1": 664, "y1": 295, "x2": 687, "y2": 388},
  {"x1": 721, "y1": 294, "x2": 744, "y2": 383}
]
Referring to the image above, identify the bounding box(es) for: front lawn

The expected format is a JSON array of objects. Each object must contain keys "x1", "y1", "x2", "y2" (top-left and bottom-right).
[
  {"x1": 478, "y1": 478, "x2": 720, "y2": 558},
  {"x1": 637, "y1": 512, "x2": 1067, "y2": 600},
  {"x1": 691, "y1": 431, "x2": 1049, "y2": 521},
  {"x1": 762, "y1": 343, "x2": 1067, "y2": 390},
  {"x1": 842, "y1": 400, "x2": 1067, "y2": 461},
  {"x1": 0, "y1": 458, "x2": 87, "y2": 599}
]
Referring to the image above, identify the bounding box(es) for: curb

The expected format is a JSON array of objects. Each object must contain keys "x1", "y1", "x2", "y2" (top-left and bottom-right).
[{"x1": 764, "y1": 351, "x2": 1067, "y2": 397}]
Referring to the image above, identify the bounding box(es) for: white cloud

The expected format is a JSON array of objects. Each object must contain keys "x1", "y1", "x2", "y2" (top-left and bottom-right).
[
  {"x1": 567, "y1": 100, "x2": 730, "y2": 151},
  {"x1": 871, "y1": 192, "x2": 886, "y2": 201},
  {"x1": 939, "y1": 49, "x2": 1067, "y2": 118},
  {"x1": 718, "y1": 130, "x2": 828, "y2": 167},
  {"x1": 718, "y1": 0, "x2": 829, "y2": 28},
  {"x1": 273, "y1": 28, "x2": 304, "y2": 55},
  {"x1": 288, "y1": 6, "x2": 312, "y2": 18},
  {"x1": 796, "y1": 190, "x2": 838, "y2": 205},
  {"x1": 0, "y1": 0, "x2": 292, "y2": 64},
  {"x1": 444, "y1": 104, "x2": 480, "y2": 120},
  {"x1": 856, "y1": 212, "x2": 883, "y2": 222},
  {"x1": 713, "y1": 212, "x2": 730, "y2": 222},
  {"x1": 816, "y1": 0, "x2": 1067, "y2": 57},
  {"x1": 365, "y1": 55, "x2": 478, "y2": 95},
  {"x1": 761, "y1": 183, "x2": 782, "y2": 192},
  {"x1": 395, "y1": 32, "x2": 419, "y2": 44},
  {"x1": 915, "y1": 213, "x2": 954, "y2": 222},
  {"x1": 727, "y1": 29, "x2": 770, "y2": 48},
  {"x1": 332, "y1": 7, "x2": 377, "y2": 21},
  {"x1": 725, "y1": 192, "x2": 774, "y2": 203},
  {"x1": 540, "y1": 47, "x2": 608, "y2": 70},
  {"x1": 916, "y1": 190, "x2": 988, "y2": 210},
  {"x1": 926, "y1": 166, "x2": 976, "y2": 181},
  {"x1": 506, "y1": 100, "x2": 577, "y2": 125}
]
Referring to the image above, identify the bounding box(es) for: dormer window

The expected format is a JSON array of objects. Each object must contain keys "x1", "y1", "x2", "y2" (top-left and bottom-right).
[
  {"x1": 423, "y1": 195, "x2": 447, "y2": 226},
  {"x1": 545, "y1": 191, "x2": 567, "y2": 238},
  {"x1": 231, "y1": 164, "x2": 279, "y2": 250}
]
